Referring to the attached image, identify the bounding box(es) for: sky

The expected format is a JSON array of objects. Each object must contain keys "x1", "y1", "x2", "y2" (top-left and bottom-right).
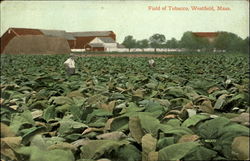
[{"x1": 1, "y1": 0, "x2": 249, "y2": 43}]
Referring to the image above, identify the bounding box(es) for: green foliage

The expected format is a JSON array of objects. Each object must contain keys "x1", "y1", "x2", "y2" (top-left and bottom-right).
[
  {"x1": 80, "y1": 140, "x2": 129, "y2": 159},
  {"x1": 149, "y1": 33, "x2": 166, "y2": 51},
  {"x1": 158, "y1": 142, "x2": 200, "y2": 160},
  {"x1": 136, "y1": 39, "x2": 149, "y2": 51},
  {"x1": 180, "y1": 31, "x2": 201, "y2": 50},
  {"x1": 213, "y1": 32, "x2": 244, "y2": 52},
  {"x1": 165, "y1": 37, "x2": 179, "y2": 48},
  {"x1": 122, "y1": 35, "x2": 136, "y2": 51},
  {"x1": 0, "y1": 54, "x2": 249, "y2": 161}
]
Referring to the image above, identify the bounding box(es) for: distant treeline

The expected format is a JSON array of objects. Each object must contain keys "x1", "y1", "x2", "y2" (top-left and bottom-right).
[{"x1": 122, "y1": 31, "x2": 249, "y2": 54}]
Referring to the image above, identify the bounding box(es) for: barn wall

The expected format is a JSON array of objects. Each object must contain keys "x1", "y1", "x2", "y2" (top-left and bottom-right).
[
  {"x1": 1, "y1": 30, "x2": 17, "y2": 54},
  {"x1": 3, "y1": 35, "x2": 71, "y2": 55},
  {"x1": 109, "y1": 32, "x2": 116, "y2": 41},
  {"x1": 104, "y1": 43, "x2": 117, "y2": 48},
  {"x1": 92, "y1": 47, "x2": 104, "y2": 51},
  {"x1": 67, "y1": 40, "x2": 76, "y2": 49},
  {"x1": 75, "y1": 37, "x2": 95, "y2": 49},
  {"x1": 1, "y1": 28, "x2": 117, "y2": 52},
  {"x1": 89, "y1": 37, "x2": 103, "y2": 44},
  {"x1": 74, "y1": 35, "x2": 116, "y2": 49}
]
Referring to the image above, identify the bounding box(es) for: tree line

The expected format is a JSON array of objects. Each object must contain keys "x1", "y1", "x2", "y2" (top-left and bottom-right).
[{"x1": 122, "y1": 31, "x2": 249, "y2": 54}]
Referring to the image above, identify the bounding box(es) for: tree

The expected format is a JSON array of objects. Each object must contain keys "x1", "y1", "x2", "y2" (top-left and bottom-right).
[
  {"x1": 122, "y1": 35, "x2": 136, "y2": 52},
  {"x1": 149, "y1": 34, "x2": 166, "y2": 52},
  {"x1": 180, "y1": 31, "x2": 211, "y2": 52},
  {"x1": 179, "y1": 31, "x2": 199, "y2": 51},
  {"x1": 241, "y1": 37, "x2": 249, "y2": 54},
  {"x1": 165, "y1": 38, "x2": 179, "y2": 49},
  {"x1": 213, "y1": 32, "x2": 244, "y2": 52},
  {"x1": 136, "y1": 39, "x2": 149, "y2": 52}
]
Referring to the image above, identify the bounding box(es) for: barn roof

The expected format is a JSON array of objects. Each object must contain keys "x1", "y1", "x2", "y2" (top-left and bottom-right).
[
  {"x1": 9, "y1": 28, "x2": 43, "y2": 35},
  {"x1": 98, "y1": 37, "x2": 116, "y2": 43},
  {"x1": 40, "y1": 29, "x2": 76, "y2": 40},
  {"x1": 70, "y1": 31, "x2": 113, "y2": 37},
  {"x1": 88, "y1": 43, "x2": 104, "y2": 47},
  {"x1": 193, "y1": 32, "x2": 219, "y2": 37},
  {"x1": 6, "y1": 28, "x2": 75, "y2": 40}
]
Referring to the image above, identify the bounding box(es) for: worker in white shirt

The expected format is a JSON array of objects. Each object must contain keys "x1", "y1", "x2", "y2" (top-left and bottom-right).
[
  {"x1": 148, "y1": 59, "x2": 155, "y2": 68},
  {"x1": 64, "y1": 54, "x2": 76, "y2": 75}
]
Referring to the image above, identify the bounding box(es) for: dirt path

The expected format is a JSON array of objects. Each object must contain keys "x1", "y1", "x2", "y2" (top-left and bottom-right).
[{"x1": 76, "y1": 54, "x2": 176, "y2": 58}]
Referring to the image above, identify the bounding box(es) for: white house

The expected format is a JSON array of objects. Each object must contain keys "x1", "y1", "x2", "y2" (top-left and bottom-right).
[{"x1": 88, "y1": 37, "x2": 117, "y2": 51}]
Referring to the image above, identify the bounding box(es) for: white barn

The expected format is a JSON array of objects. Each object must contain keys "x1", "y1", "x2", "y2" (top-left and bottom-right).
[{"x1": 88, "y1": 37, "x2": 117, "y2": 51}]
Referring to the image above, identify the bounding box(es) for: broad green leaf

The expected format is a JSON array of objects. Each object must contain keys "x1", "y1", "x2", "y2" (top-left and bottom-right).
[
  {"x1": 214, "y1": 94, "x2": 227, "y2": 110},
  {"x1": 170, "y1": 98, "x2": 191, "y2": 108},
  {"x1": 9, "y1": 110, "x2": 35, "y2": 134},
  {"x1": 182, "y1": 114, "x2": 210, "y2": 128},
  {"x1": 197, "y1": 117, "x2": 232, "y2": 139},
  {"x1": 21, "y1": 126, "x2": 47, "y2": 145},
  {"x1": 43, "y1": 105, "x2": 56, "y2": 121},
  {"x1": 80, "y1": 140, "x2": 129, "y2": 159},
  {"x1": 114, "y1": 144, "x2": 141, "y2": 161},
  {"x1": 18, "y1": 146, "x2": 75, "y2": 161},
  {"x1": 129, "y1": 116, "x2": 145, "y2": 143},
  {"x1": 164, "y1": 119, "x2": 181, "y2": 127},
  {"x1": 110, "y1": 93, "x2": 126, "y2": 100},
  {"x1": 158, "y1": 142, "x2": 200, "y2": 160},
  {"x1": 29, "y1": 100, "x2": 47, "y2": 110},
  {"x1": 49, "y1": 96, "x2": 73, "y2": 105},
  {"x1": 161, "y1": 127, "x2": 194, "y2": 137},
  {"x1": 86, "y1": 109, "x2": 112, "y2": 123},
  {"x1": 110, "y1": 116, "x2": 129, "y2": 131},
  {"x1": 88, "y1": 117, "x2": 107, "y2": 127},
  {"x1": 139, "y1": 113, "x2": 160, "y2": 136},
  {"x1": 56, "y1": 104, "x2": 72, "y2": 113},
  {"x1": 142, "y1": 100, "x2": 165, "y2": 113},
  {"x1": 69, "y1": 105, "x2": 83, "y2": 121},
  {"x1": 183, "y1": 146, "x2": 217, "y2": 160},
  {"x1": 165, "y1": 87, "x2": 186, "y2": 98},
  {"x1": 67, "y1": 90, "x2": 84, "y2": 98},
  {"x1": 142, "y1": 134, "x2": 157, "y2": 161},
  {"x1": 48, "y1": 142, "x2": 76, "y2": 151},
  {"x1": 157, "y1": 137, "x2": 175, "y2": 150},
  {"x1": 58, "y1": 117, "x2": 88, "y2": 136}
]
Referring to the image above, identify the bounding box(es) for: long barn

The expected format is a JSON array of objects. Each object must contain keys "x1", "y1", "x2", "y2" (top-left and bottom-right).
[{"x1": 0, "y1": 28, "x2": 117, "y2": 54}]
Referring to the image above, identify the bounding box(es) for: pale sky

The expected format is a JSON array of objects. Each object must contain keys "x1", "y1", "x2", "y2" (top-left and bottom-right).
[{"x1": 1, "y1": 1, "x2": 249, "y2": 43}]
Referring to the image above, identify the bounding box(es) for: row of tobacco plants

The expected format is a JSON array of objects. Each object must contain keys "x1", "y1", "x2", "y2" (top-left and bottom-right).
[{"x1": 1, "y1": 53, "x2": 249, "y2": 161}]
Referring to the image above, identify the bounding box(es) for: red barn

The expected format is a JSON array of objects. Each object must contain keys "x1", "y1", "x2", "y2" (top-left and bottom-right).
[
  {"x1": 85, "y1": 43, "x2": 105, "y2": 52},
  {"x1": 0, "y1": 28, "x2": 74, "y2": 54},
  {"x1": 1, "y1": 28, "x2": 116, "y2": 53},
  {"x1": 192, "y1": 32, "x2": 219, "y2": 42},
  {"x1": 1, "y1": 28, "x2": 43, "y2": 53},
  {"x1": 39, "y1": 29, "x2": 76, "y2": 49},
  {"x1": 70, "y1": 31, "x2": 116, "y2": 51}
]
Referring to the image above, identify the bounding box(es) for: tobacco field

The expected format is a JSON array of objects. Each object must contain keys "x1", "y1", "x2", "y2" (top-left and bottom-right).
[{"x1": 1, "y1": 53, "x2": 249, "y2": 161}]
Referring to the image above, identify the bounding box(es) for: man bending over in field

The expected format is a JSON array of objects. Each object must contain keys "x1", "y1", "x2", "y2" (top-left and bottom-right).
[
  {"x1": 148, "y1": 59, "x2": 155, "y2": 68},
  {"x1": 64, "y1": 54, "x2": 76, "y2": 75}
]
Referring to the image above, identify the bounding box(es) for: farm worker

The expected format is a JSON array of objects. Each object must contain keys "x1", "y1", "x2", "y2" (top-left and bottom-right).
[
  {"x1": 64, "y1": 54, "x2": 76, "y2": 75},
  {"x1": 148, "y1": 59, "x2": 155, "y2": 67}
]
